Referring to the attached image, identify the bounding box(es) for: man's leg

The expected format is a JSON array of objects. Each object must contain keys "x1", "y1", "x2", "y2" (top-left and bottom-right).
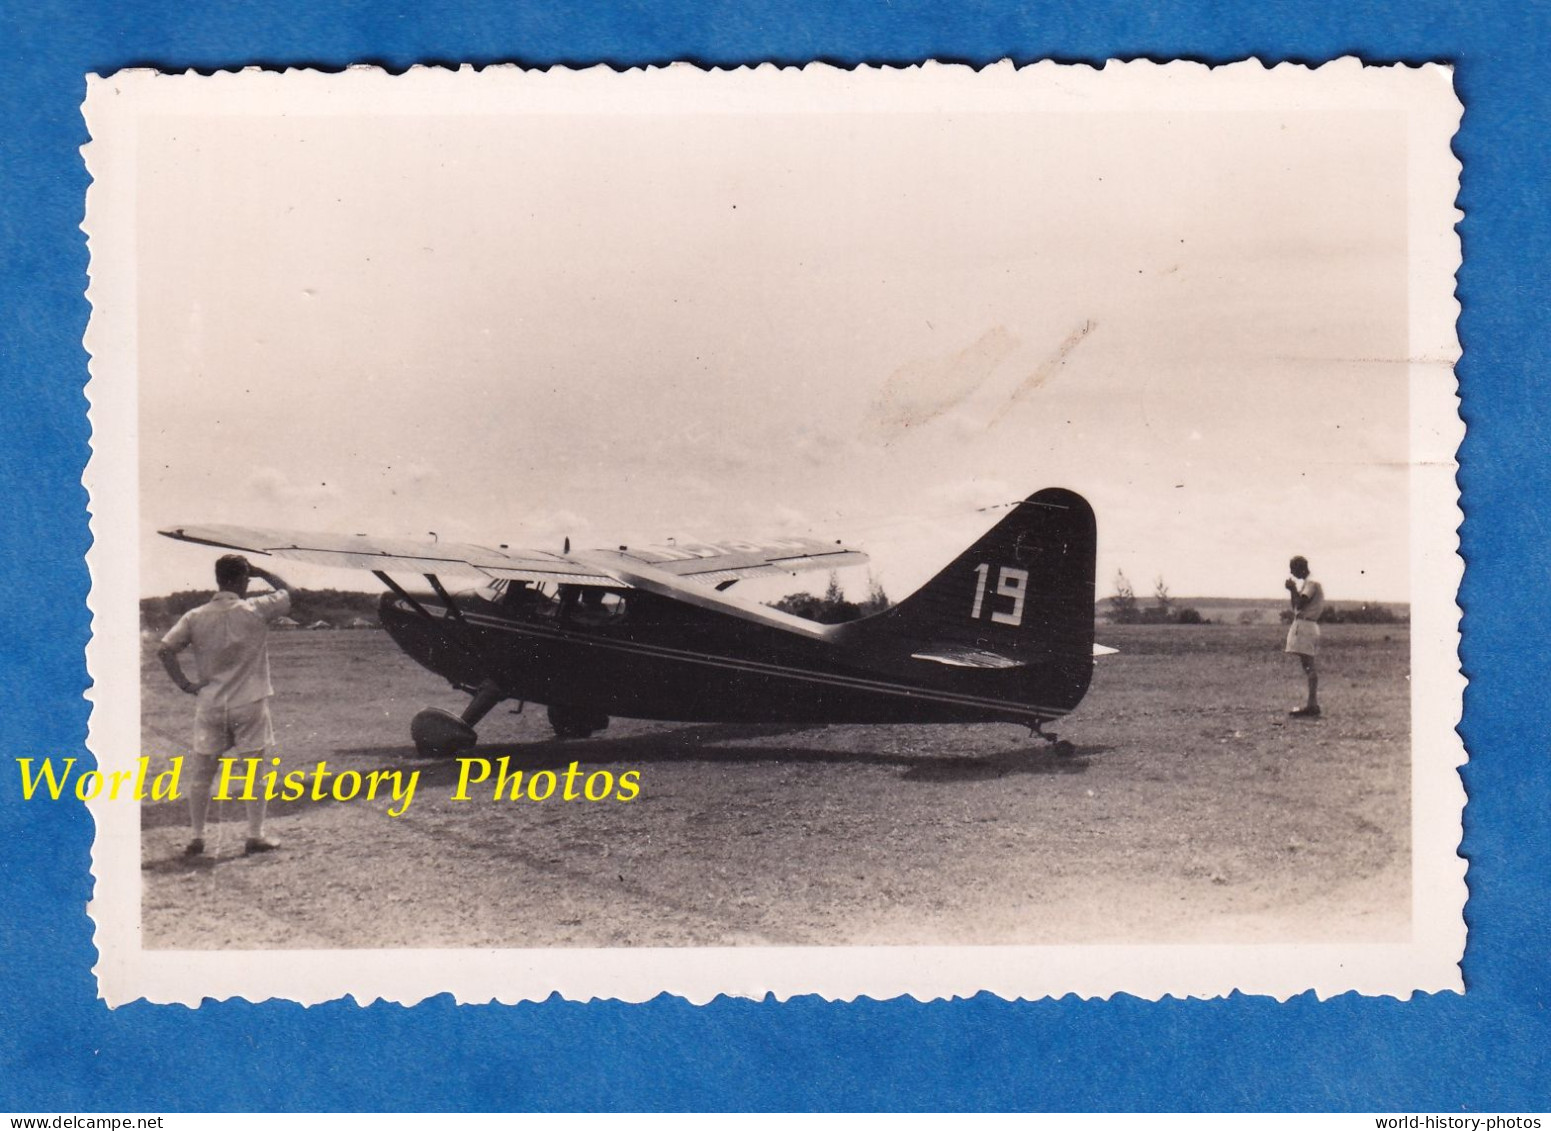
[
  {"x1": 232, "y1": 700, "x2": 279, "y2": 853},
  {"x1": 239, "y1": 761, "x2": 271, "y2": 844},
  {"x1": 185, "y1": 707, "x2": 230, "y2": 855},
  {"x1": 1301, "y1": 654, "x2": 1319, "y2": 711},
  {"x1": 184, "y1": 753, "x2": 218, "y2": 853}
]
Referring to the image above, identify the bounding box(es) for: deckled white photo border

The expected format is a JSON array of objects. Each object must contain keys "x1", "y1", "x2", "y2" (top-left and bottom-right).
[{"x1": 81, "y1": 60, "x2": 1465, "y2": 1006}]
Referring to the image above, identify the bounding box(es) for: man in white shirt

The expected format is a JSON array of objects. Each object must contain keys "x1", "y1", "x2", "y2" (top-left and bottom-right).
[
  {"x1": 158, "y1": 554, "x2": 293, "y2": 856},
  {"x1": 1283, "y1": 555, "x2": 1326, "y2": 718}
]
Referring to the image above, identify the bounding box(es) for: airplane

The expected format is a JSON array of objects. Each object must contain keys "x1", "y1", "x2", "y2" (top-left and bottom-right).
[{"x1": 159, "y1": 487, "x2": 1106, "y2": 759}]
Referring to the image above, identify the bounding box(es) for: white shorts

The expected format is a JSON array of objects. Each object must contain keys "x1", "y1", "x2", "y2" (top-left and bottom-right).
[
  {"x1": 193, "y1": 699, "x2": 276, "y2": 758},
  {"x1": 1285, "y1": 618, "x2": 1321, "y2": 656}
]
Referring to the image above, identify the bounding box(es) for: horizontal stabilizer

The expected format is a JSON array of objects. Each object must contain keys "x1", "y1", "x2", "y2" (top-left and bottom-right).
[
  {"x1": 911, "y1": 648, "x2": 1028, "y2": 670},
  {"x1": 1093, "y1": 643, "x2": 1119, "y2": 657}
]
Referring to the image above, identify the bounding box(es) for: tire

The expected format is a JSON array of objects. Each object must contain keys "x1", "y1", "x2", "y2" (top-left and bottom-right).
[
  {"x1": 547, "y1": 704, "x2": 610, "y2": 740},
  {"x1": 410, "y1": 707, "x2": 478, "y2": 758}
]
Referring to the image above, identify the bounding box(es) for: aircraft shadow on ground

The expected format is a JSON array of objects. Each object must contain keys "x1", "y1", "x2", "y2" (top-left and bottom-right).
[
  {"x1": 139, "y1": 723, "x2": 1109, "y2": 838},
  {"x1": 345, "y1": 721, "x2": 1109, "y2": 782}
]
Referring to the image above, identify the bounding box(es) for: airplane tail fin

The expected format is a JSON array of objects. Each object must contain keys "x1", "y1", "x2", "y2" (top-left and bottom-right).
[{"x1": 874, "y1": 487, "x2": 1097, "y2": 664}]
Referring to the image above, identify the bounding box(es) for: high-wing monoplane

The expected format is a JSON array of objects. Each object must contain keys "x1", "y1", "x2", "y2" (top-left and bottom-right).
[{"x1": 160, "y1": 488, "x2": 1103, "y2": 757}]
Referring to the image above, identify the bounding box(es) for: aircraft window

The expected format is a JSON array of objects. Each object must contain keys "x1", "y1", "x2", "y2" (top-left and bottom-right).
[
  {"x1": 499, "y1": 580, "x2": 545, "y2": 609},
  {"x1": 569, "y1": 589, "x2": 628, "y2": 626},
  {"x1": 530, "y1": 581, "x2": 563, "y2": 618},
  {"x1": 480, "y1": 579, "x2": 508, "y2": 603}
]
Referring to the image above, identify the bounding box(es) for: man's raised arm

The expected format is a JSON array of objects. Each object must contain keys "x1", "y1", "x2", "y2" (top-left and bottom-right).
[
  {"x1": 248, "y1": 564, "x2": 293, "y2": 617},
  {"x1": 249, "y1": 564, "x2": 291, "y2": 594}
]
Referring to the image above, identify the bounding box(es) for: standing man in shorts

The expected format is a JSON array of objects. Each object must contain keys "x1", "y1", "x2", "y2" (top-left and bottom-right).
[
  {"x1": 1284, "y1": 555, "x2": 1326, "y2": 718},
  {"x1": 158, "y1": 553, "x2": 293, "y2": 856}
]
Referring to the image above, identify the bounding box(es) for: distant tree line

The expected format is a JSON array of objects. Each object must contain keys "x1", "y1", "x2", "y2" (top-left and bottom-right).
[
  {"x1": 1105, "y1": 570, "x2": 1406, "y2": 627},
  {"x1": 771, "y1": 573, "x2": 891, "y2": 624},
  {"x1": 1279, "y1": 603, "x2": 1404, "y2": 625},
  {"x1": 140, "y1": 588, "x2": 383, "y2": 632},
  {"x1": 1106, "y1": 570, "x2": 1204, "y2": 625}
]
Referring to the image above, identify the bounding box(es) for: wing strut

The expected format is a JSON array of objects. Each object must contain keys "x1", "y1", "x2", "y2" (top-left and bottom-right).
[
  {"x1": 373, "y1": 571, "x2": 439, "y2": 625},
  {"x1": 373, "y1": 570, "x2": 487, "y2": 670},
  {"x1": 424, "y1": 574, "x2": 470, "y2": 628},
  {"x1": 372, "y1": 570, "x2": 513, "y2": 757},
  {"x1": 375, "y1": 570, "x2": 507, "y2": 698}
]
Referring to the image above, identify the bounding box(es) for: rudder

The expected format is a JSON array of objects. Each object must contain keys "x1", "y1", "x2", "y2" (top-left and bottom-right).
[{"x1": 881, "y1": 488, "x2": 1097, "y2": 661}]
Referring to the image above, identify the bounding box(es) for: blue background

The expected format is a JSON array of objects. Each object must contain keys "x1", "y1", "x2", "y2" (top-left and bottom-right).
[{"x1": 2, "y1": 1, "x2": 1547, "y2": 1113}]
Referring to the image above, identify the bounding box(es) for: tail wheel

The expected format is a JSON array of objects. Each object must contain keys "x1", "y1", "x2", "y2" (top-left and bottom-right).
[
  {"x1": 410, "y1": 708, "x2": 478, "y2": 758},
  {"x1": 547, "y1": 704, "x2": 610, "y2": 740}
]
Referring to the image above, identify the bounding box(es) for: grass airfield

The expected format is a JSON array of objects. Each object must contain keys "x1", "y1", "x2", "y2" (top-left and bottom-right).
[{"x1": 138, "y1": 623, "x2": 1410, "y2": 949}]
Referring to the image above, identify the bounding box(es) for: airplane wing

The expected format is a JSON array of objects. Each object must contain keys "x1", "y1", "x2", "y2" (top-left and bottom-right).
[
  {"x1": 561, "y1": 549, "x2": 843, "y2": 641},
  {"x1": 605, "y1": 537, "x2": 868, "y2": 585},
  {"x1": 157, "y1": 524, "x2": 617, "y2": 585},
  {"x1": 159, "y1": 525, "x2": 868, "y2": 606}
]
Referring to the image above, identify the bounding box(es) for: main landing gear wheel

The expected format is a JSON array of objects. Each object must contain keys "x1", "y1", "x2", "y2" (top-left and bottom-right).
[
  {"x1": 411, "y1": 680, "x2": 506, "y2": 758},
  {"x1": 547, "y1": 704, "x2": 610, "y2": 740},
  {"x1": 411, "y1": 708, "x2": 479, "y2": 759}
]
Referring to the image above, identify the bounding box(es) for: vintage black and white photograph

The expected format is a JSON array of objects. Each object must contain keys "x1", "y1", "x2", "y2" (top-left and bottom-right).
[{"x1": 81, "y1": 62, "x2": 1464, "y2": 1004}]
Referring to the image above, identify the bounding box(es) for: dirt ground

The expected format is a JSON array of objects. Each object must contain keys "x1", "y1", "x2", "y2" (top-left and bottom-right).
[{"x1": 138, "y1": 623, "x2": 1411, "y2": 948}]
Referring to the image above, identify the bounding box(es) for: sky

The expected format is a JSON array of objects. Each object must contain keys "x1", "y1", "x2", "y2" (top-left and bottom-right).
[{"x1": 135, "y1": 94, "x2": 1413, "y2": 604}]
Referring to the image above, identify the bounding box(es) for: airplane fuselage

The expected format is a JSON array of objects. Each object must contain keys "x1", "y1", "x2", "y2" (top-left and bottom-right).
[{"x1": 379, "y1": 585, "x2": 1093, "y2": 728}]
